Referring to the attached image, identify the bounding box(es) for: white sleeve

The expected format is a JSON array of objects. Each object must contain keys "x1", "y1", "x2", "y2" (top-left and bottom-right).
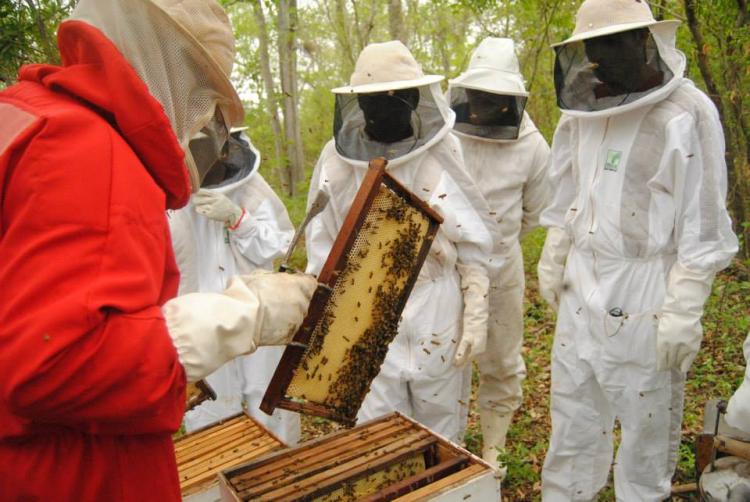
[
  {"x1": 166, "y1": 208, "x2": 200, "y2": 295},
  {"x1": 521, "y1": 133, "x2": 552, "y2": 238},
  {"x1": 428, "y1": 169, "x2": 495, "y2": 277},
  {"x1": 230, "y1": 175, "x2": 294, "y2": 269},
  {"x1": 539, "y1": 117, "x2": 577, "y2": 231},
  {"x1": 667, "y1": 102, "x2": 738, "y2": 274}
]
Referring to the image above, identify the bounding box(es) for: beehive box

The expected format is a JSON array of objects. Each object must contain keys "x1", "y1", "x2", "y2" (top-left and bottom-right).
[
  {"x1": 262, "y1": 158, "x2": 442, "y2": 425},
  {"x1": 217, "y1": 412, "x2": 499, "y2": 501},
  {"x1": 174, "y1": 412, "x2": 285, "y2": 501}
]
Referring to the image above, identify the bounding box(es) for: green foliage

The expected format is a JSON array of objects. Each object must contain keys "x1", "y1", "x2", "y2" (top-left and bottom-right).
[{"x1": 0, "y1": 0, "x2": 73, "y2": 86}]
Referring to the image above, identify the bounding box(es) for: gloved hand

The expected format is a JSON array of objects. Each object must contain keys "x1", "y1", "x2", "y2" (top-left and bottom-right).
[
  {"x1": 725, "y1": 333, "x2": 750, "y2": 433},
  {"x1": 192, "y1": 189, "x2": 244, "y2": 227},
  {"x1": 656, "y1": 262, "x2": 715, "y2": 373},
  {"x1": 164, "y1": 271, "x2": 317, "y2": 382},
  {"x1": 453, "y1": 264, "x2": 490, "y2": 367},
  {"x1": 537, "y1": 226, "x2": 571, "y2": 311}
]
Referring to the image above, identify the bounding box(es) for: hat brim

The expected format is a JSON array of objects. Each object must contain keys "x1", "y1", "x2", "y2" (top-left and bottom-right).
[
  {"x1": 145, "y1": 0, "x2": 244, "y2": 126},
  {"x1": 331, "y1": 74, "x2": 444, "y2": 94},
  {"x1": 551, "y1": 19, "x2": 680, "y2": 47},
  {"x1": 449, "y1": 69, "x2": 528, "y2": 97}
]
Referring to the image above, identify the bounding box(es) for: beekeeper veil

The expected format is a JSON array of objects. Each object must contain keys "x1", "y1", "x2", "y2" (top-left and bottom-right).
[
  {"x1": 68, "y1": 0, "x2": 245, "y2": 190},
  {"x1": 448, "y1": 37, "x2": 529, "y2": 141},
  {"x1": 332, "y1": 41, "x2": 453, "y2": 164},
  {"x1": 552, "y1": 0, "x2": 683, "y2": 114}
]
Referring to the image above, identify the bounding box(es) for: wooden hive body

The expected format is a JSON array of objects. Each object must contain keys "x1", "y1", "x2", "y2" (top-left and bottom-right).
[
  {"x1": 217, "y1": 412, "x2": 499, "y2": 501},
  {"x1": 174, "y1": 412, "x2": 284, "y2": 499},
  {"x1": 262, "y1": 158, "x2": 443, "y2": 425}
]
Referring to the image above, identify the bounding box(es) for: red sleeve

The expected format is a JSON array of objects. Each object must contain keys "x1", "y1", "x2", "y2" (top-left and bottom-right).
[{"x1": 0, "y1": 102, "x2": 185, "y2": 434}]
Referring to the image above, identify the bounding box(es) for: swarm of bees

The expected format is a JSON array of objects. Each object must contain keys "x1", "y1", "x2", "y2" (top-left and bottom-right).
[{"x1": 285, "y1": 186, "x2": 430, "y2": 423}]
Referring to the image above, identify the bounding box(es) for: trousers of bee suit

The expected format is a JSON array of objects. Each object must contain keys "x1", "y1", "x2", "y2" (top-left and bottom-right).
[{"x1": 475, "y1": 242, "x2": 526, "y2": 414}]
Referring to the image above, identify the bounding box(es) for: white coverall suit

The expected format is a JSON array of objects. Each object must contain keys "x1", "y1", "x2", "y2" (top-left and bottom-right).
[
  {"x1": 726, "y1": 332, "x2": 750, "y2": 435},
  {"x1": 538, "y1": 2, "x2": 739, "y2": 500},
  {"x1": 305, "y1": 41, "x2": 497, "y2": 443},
  {"x1": 448, "y1": 37, "x2": 551, "y2": 472},
  {"x1": 170, "y1": 133, "x2": 300, "y2": 444}
]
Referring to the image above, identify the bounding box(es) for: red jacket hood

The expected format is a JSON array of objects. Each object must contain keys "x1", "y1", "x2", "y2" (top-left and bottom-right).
[{"x1": 18, "y1": 20, "x2": 192, "y2": 209}]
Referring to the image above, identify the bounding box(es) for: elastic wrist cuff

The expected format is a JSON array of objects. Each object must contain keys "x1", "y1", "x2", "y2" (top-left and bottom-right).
[{"x1": 226, "y1": 208, "x2": 246, "y2": 231}]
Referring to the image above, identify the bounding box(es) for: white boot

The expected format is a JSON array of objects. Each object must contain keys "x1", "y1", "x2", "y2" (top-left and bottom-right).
[{"x1": 480, "y1": 408, "x2": 513, "y2": 480}]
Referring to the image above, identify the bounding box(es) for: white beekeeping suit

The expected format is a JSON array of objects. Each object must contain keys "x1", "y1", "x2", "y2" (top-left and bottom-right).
[
  {"x1": 448, "y1": 37, "x2": 550, "y2": 477},
  {"x1": 538, "y1": 1, "x2": 738, "y2": 501},
  {"x1": 170, "y1": 130, "x2": 300, "y2": 444},
  {"x1": 305, "y1": 41, "x2": 498, "y2": 443},
  {"x1": 726, "y1": 332, "x2": 750, "y2": 435}
]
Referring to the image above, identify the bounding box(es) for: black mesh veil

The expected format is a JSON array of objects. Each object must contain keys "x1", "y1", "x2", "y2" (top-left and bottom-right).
[
  {"x1": 333, "y1": 85, "x2": 448, "y2": 162},
  {"x1": 450, "y1": 88, "x2": 527, "y2": 140},
  {"x1": 554, "y1": 30, "x2": 673, "y2": 112}
]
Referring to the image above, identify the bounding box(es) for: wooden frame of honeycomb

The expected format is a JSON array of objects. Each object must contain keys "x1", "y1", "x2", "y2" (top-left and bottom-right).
[
  {"x1": 261, "y1": 158, "x2": 443, "y2": 425},
  {"x1": 185, "y1": 379, "x2": 216, "y2": 413}
]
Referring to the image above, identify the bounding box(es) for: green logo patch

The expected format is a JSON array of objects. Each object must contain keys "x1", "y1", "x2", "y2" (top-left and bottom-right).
[{"x1": 604, "y1": 149, "x2": 622, "y2": 172}]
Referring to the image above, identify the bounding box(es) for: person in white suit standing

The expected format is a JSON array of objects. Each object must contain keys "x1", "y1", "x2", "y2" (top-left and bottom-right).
[
  {"x1": 537, "y1": 1, "x2": 738, "y2": 500},
  {"x1": 447, "y1": 37, "x2": 551, "y2": 477},
  {"x1": 170, "y1": 129, "x2": 301, "y2": 444}
]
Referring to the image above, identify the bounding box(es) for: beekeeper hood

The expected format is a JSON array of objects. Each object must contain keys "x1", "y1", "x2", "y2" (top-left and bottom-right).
[
  {"x1": 448, "y1": 37, "x2": 529, "y2": 141},
  {"x1": 332, "y1": 41, "x2": 454, "y2": 165},
  {"x1": 67, "y1": 0, "x2": 245, "y2": 191},
  {"x1": 552, "y1": 0, "x2": 684, "y2": 116}
]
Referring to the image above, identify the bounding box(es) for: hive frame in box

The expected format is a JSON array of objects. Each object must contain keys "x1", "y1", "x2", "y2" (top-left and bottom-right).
[
  {"x1": 216, "y1": 412, "x2": 500, "y2": 502},
  {"x1": 261, "y1": 157, "x2": 443, "y2": 426},
  {"x1": 174, "y1": 411, "x2": 285, "y2": 501}
]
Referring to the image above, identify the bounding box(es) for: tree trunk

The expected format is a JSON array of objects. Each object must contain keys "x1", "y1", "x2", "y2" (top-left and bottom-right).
[
  {"x1": 683, "y1": 0, "x2": 749, "y2": 257},
  {"x1": 278, "y1": 0, "x2": 305, "y2": 196},
  {"x1": 388, "y1": 0, "x2": 406, "y2": 43},
  {"x1": 251, "y1": 1, "x2": 286, "y2": 190}
]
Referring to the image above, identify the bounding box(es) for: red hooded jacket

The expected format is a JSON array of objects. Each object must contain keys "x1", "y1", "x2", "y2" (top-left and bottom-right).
[{"x1": 0, "y1": 20, "x2": 191, "y2": 501}]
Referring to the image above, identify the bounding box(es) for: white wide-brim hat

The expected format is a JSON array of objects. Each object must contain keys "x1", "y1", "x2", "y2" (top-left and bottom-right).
[
  {"x1": 332, "y1": 40, "x2": 444, "y2": 94},
  {"x1": 449, "y1": 68, "x2": 528, "y2": 97},
  {"x1": 449, "y1": 37, "x2": 528, "y2": 97},
  {"x1": 552, "y1": 0, "x2": 680, "y2": 47}
]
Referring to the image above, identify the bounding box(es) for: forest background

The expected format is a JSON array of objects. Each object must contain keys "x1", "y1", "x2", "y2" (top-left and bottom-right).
[{"x1": 2, "y1": 0, "x2": 749, "y2": 500}]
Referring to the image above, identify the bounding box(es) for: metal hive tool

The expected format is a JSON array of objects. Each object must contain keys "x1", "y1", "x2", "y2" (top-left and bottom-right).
[
  {"x1": 261, "y1": 158, "x2": 442, "y2": 426},
  {"x1": 217, "y1": 412, "x2": 498, "y2": 502}
]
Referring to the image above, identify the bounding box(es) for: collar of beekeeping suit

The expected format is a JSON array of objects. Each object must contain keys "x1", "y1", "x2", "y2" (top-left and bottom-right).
[
  {"x1": 331, "y1": 40, "x2": 444, "y2": 94},
  {"x1": 449, "y1": 37, "x2": 528, "y2": 97},
  {"x1": 67, "y1": 0, "x2": 245, "y2": 192},
  {"x1": 553, "y1": 0, "x2": 680, "y2": 46}
]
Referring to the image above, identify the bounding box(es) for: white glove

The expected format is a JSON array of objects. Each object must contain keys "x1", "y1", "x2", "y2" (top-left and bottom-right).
[
  {"x1": 453, "y1": 264, "x2": 490, "y2": 367},
  {"x1": 537, "y1": 226, "x2": 571, "y2": 311},
  {"x1": 656, "y1": 262, "x2": 715, "y2": 373},
  {"x1": 725, "y1": 334, "x2": 750, "y2": 433},
  {"x1": 192, "y1": 189, "x2": 244, "y2": 227},
  {"x1": 164, "y1": 271, "x2": 317, "y2": 382}
]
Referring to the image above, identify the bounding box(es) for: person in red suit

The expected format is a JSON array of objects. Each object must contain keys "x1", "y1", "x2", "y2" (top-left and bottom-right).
[{"x1": 0, "y1": 1, "x2": 315, "y2": 500}]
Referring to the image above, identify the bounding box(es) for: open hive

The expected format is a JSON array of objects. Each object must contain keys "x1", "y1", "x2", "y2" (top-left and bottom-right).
[
  {"x1": 217, "y1": 412, "x2": 498, "y2": 501},
  {"x1": 174, "y1": 412, "x2": 284, "y2": 499},
  {"x1": 261, "y1": 158, "x2": 442, "y2": 425}
]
